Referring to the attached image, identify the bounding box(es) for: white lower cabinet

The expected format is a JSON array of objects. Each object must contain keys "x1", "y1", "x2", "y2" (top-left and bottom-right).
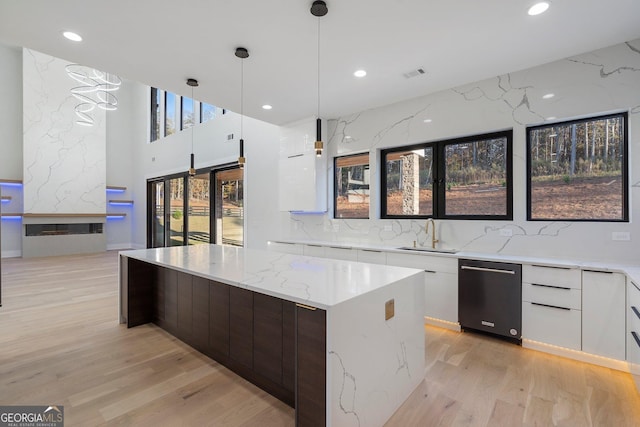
[
  {"x1": 356, "y1": 249, "x2": 387, "y2": 264},
  {"x1": 386, "y1": 252, "x2": 458, "y2": 323},
  {"x1": 324, "y1": 246, "x2": 358, "y2": 261},
  {"x1": 582, "y1": 270, "x2": 626, "y2": 360},
  {"x1": 267, "y1": 241, "x2": 303, "y2": 255},
  {"x1": 628, "y1": 280, "x2": 640, "y2": 392},
  {"x1": 522, "y1": 301, "x2": 582, "y2": 350},
  {"x1": 522, "y1": 264, "x2": 582, "y2": 350},
  {"x1": 303, "y1": 244, "x2": 326, "y2": 258}
]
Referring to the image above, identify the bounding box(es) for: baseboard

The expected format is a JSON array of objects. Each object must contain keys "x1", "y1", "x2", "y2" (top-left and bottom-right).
[
  {"x1": 522, "y1": 339, "x2": 629, "y2": 372},
  {"x1": 425, "y1": 316, "x2": 462, "y2": 332},
  {"x1": 1, "y1": 250, "x2": 22, "y2": 258},
  {"x1": 107, "y1": 243, "x2": 135, "y2": 251}
]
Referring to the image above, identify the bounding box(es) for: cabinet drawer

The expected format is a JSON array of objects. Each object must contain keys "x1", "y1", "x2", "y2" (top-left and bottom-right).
[
  {"x1": 522, "y1": 264, "x2": 581, "y2": 289},
  {"x1": 268, "y1": 241, "x2": 304, "y2": 255},
  {"x1": 356, "y1": 249, "x2": 387, "y2": 264},
  {"x1": 324, "y1": 246, "x2": 358, "y2": 261},
  {"x1": 303, "y1": 244, "x2": 326, "y2": 258},
  {"x1": 522, "y1": 301, "x2": 581, "y2": 350},
  {"x1": 629, "y1": 280, "x2": 640, "y2": 309},
  {"x1": 522, "y1": 282, "x2": 581, "y2": 310},
  {"x1": 386, "y1": 251, "x2": 457, "y2": 273}
]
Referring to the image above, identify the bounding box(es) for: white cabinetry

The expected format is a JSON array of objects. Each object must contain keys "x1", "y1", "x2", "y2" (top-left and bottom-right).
[
  {"x1": 324, "y1": 246, "x2": 358, "y2": 261},
  {"x1": 278, "y1": 118, "x2": 327, "y2": 212},
  {"x1": 356, "y1": 249, "x2": 387, "y2": 264},
  {"x1": 582, "y1": 270, "x2": 626, "y2": 360},
  {"x1": 267, "y1": 241, "x2": 303, "y2": 255},
  {"x1": 303, "y1": 244, "x2": 326, "y2": 258},
  {"x1": 628, "y1": 279, "x2": 640, "y2": 392},
  {"x1": 386, "y1": 252, "x2": 458, "y2": 323},
  {"x1": 522, "y1": 264, "x2": 582, "y2": 350}
]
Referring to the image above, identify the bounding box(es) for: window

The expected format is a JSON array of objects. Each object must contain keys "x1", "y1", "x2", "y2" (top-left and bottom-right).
[
  {"x1": 334, "y1": 153, "x2": 370, "y2": 219},
  {"x1": 382, "y1": 130, "x2": 512, "y2": 220},
  {"x1": 201, "y1": 103, "x2": 216, "y2": 123},
  {"x1": 214, "y1": 167, "x2": 244, "y2": 247},
  {"x1": 150, "y1": 88, "x2": 161, "y2": 142},
  {"x1": 165, "y1": 92, "x2": 178, "y2": 136},
  {"x1": 527, "y1": 112, "x2": 628, "y2": 221},
  {"x1": 181, "y1": 97, "x2": 195, "y2": 130}
]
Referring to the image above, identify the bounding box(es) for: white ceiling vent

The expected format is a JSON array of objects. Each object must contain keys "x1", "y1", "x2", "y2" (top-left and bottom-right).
[{"x1": 403, "y1": 67, "x2": 426, "y2": 79}]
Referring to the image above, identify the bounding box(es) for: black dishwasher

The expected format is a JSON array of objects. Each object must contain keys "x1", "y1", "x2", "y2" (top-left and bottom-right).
[{"x1": 458, "y1": 259, "x2": 522, "y2": 343}]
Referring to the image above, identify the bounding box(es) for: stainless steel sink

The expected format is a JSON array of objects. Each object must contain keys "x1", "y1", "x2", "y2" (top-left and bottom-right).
[{"x1": 397, "y1": 246, "x2": 458, "y2": 254}]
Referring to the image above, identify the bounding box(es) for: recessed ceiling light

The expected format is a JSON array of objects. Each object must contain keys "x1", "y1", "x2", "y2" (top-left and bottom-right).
[
  {"x1": 542, "y1": 93, "x2": 555, "y2": 99},
  {"x1": 528, "y1": 2, "x2": 550, "y2": 16},
  {"x1": 546, "y1": 117, "x2": 557, "y2": 121},
  {"x1": 62, "y1": 31, "x2": 83, "y2": 42},
  {"x1": 262, "y1": 104, "x2": 272, "y2": 110},
  {"x1": 354, "y1": 70, "x2": 367, "y2": 78},
  {"x1": 423, "y1": 119, "x2": 432, "y2": 123}
]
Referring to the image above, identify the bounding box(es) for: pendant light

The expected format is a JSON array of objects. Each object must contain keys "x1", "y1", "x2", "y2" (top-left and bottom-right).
[
  {"x1": 235, "y1": 47, "x2": 249, "y2": 168},
  {"x1": 186, "y1": 78, "x2": 199, "y2": 176},
  {"x1": 311, "y1": 0, "x2": 328, "y2": 157}
]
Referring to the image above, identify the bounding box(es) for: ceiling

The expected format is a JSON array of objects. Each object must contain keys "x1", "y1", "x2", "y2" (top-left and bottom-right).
[{"x1": 1, "y1": 0, "x2": 639, "y2": 126}]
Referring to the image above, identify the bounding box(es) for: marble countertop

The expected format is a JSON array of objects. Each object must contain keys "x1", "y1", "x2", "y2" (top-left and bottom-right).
[
  {"x1": 270, "y1": 239, "x2": 640, "y2": 274},
  {"x1": 120, "y1": 244, "x2": 423, "y2": 310}
]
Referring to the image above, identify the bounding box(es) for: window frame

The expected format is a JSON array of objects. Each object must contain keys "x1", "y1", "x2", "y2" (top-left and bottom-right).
[
  {"x1": 333, "y1": 152, "x2": 371, "y2": 219},
  {"x1": 526, "y1": 111, "x2": 629, "y2": 222},
  {"x1": 381, "y1": 130, "x2": 513, "y2": 220}
]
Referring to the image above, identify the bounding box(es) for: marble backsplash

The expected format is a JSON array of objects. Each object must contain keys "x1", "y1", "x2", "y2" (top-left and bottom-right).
[{"x1": 283, "y1": 39, "x2": 640, "y2": 264}]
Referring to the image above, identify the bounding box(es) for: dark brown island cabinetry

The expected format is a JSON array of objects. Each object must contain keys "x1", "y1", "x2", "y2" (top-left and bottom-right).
[{"x1": 121, "y1": 256, "x2": 326, "y2": 426}]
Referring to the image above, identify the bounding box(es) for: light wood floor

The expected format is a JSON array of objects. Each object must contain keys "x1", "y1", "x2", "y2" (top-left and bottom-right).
[{"x1": 0, "y1": 251, "x2": 639, "y2": 426}]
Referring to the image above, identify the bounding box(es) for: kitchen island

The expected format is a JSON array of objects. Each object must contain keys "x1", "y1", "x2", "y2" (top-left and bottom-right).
[{"x1": 119, "y1": 244, "x2": 425, "y2": 427}]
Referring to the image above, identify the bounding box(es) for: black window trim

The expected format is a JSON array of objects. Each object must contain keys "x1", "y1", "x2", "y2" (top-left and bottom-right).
[
  {"x1": 525, "y1": 111, "x2": 629, "y2": 222},
  {"x1": 333, "y1": 152, "x2": 371, "y2": 220},
  {"x1": 381, "y1": 129, "x2": 513, "y2": 221}
]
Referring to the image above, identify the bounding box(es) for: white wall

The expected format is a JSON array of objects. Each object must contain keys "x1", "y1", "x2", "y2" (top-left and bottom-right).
[
  {"x1": 282, "y1": 39, "x2": 640, "y2": 264},
  {"x1": 0, "y1": 43, "x2": 23, "y2": 257}
]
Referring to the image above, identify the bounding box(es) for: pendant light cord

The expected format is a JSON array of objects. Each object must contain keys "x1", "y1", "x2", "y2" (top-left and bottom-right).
[
  {"x1": 240, "y1": 58, "x2": 244, "y2": 140},
  {"x1": 317, "y1": 16, "x2": 320, "y2": 120},
  {"x1": 191, "y1": 85, "x2": 195, "y2": 154}
]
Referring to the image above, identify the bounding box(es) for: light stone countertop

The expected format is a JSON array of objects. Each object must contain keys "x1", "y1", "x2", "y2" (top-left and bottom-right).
[
  {"x1": 270, "y1": 238, "x2": 640, "y2": 275},
  {"x1": 120, "y1": 244, "x2": 423, "y2": 310}
]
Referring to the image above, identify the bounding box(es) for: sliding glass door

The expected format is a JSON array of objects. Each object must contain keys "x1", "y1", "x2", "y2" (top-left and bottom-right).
[
  {"x1": 187, "y1": 172, "x2": 211, "y2": 245},
  {"x1": 147, "y1": 165, "x2": 243, "y2": 248},
  {"x1": 214, "y1": 167, "x2": 244, "y2": 247}
]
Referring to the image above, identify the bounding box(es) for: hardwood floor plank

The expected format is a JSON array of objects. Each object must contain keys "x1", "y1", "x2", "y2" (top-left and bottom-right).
[{"x1": 1, "y1": 251, "x2": 639, "y2": 426}]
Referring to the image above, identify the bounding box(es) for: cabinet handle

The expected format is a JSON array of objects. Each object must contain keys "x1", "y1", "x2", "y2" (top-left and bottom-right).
[
  {"x1": 531, "y1": 283, "x2": 571, "y2": 291},
  {"x1": 329, "y1": 246, "x2": 352, "y2": 250},
  {"x1": 632, "y1": 281, "x2": 640, "y2": 292},
  {"x1": 424, "y1": 270, "x2": 437, "y2": 274},
  {"x1": 361, "y1": 249, "x2": 382, "y2": 253},
  {"x1": 531, "y1": 302, "x2": 571, "y2": 311},
  {"x1": 583, "y1": 269, "x2": 613, "y2": 274},
  {"x1": 531, "y1": 264, "x2": 571, "y2": 270},
  {"x1": 306, "y1": 244, "x2": 322, "y2": 248},
  {"x1": 632, "y1": 331, "x2": 640, "y2": 349},
  {"x1": 296, "y1": 303, "x2": 317, "y2": 311},
  {"x1": 461, "y1": 265, "x2": 515, "y2": 275},
  {"x1": 288, "y1": 154, "x2": 304, "y2": 159},
  {"x1": 632, "y1": 306, "x2": 640, "y2": 321}
]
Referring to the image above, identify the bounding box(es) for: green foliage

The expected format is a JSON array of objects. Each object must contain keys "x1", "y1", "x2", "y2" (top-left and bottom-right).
[{"x1": 172, "y1": 209, "x2": 183, "y2": 220}]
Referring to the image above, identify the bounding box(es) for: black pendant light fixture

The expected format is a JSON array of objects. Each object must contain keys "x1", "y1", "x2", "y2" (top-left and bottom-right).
[
  {"x1": 186, "y1": 78, "x2": 199, "y2": 176},
  {"x1": 311, "y1": 0, "x2": 328, "y2": 157},
  {"x1": 235, "y1": 47, "x2": 249, "y2": 168}
]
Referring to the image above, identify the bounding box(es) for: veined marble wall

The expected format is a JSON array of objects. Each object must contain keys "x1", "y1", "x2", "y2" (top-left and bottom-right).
[
  {"x1": 284, "y1": 39, "x2": 640, "y2": 264},
  {"x1": 22, "y1": 49, "x2": 106, "y2": 214}
]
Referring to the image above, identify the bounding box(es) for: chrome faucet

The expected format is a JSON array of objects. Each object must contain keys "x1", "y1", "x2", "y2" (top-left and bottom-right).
[{"x1": 425, "y1": 218, "x2": 439, "y2": 249}]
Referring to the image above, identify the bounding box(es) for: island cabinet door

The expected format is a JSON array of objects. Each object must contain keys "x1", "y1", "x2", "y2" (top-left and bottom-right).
[
  {"x1": 126, "y1": 258, "x2": 155, "y2": 327},
  {"x1": 209, "y1": 280, "x2": 230, "y2": 359},
  {"x1": 254, "y1": 293, "x2": 284, "y2": 385},
  {"x1": 163, "y1": 269, "x2": 179, "y2": 334},
  {"x1": 296, "y1": 305, "x2": 326, "y2": 427},
  {"x1": 230, "y1": 287, "x2": 254, "y2": 369},
  {"x1": 154, "y1": 267, "x2": 177, "y2": 332},
  {"x1": 177, "y1": 272, "x2": 194, "y2": 342},
  {"x1": 191, "y1": 277, "x2": 210, "y2": 353}
]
